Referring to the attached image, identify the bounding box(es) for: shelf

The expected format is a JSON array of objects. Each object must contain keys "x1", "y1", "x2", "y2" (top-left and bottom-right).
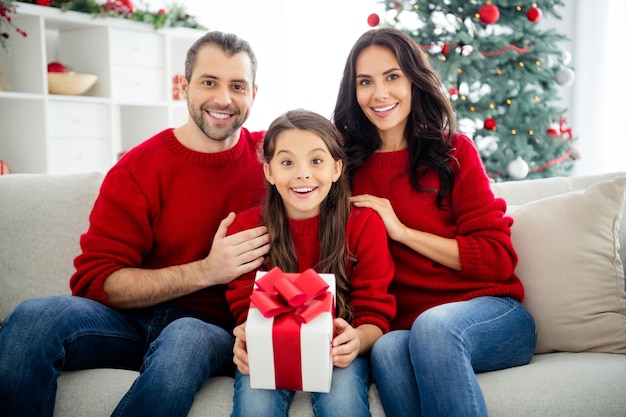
[{"x1": 0, "y1": 3, "x2": 203, "y2": 174}]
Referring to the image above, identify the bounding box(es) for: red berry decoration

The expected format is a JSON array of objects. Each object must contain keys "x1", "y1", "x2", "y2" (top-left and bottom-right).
[
  {"x1": 484, "y1": 118, "x2": 497, "y2": 131},
  {"x1": 527, "y1": 6, "x2": 542, "y2": 23},
  {"x1": 479, "y1": 2, "x2": 500, "y2": 25},
  {"x1": 367, "y1": 13, "x2": 380, "y2": 27}
]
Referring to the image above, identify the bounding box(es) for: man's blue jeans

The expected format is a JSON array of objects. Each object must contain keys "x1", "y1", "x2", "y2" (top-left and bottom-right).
[
  {"x1": 371, "y1": 296, "x2": 536, "y2": 417},
  {"x1": 0, "y1": 295, "x2": 234, "y2": 417},
  {"x1": 231, "y1": 356, "x2": 371, "y2": 417}
]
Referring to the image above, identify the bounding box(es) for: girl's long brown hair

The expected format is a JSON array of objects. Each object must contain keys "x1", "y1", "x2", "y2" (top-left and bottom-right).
[{"x1": 261, "y1": 109, "x2": 354, "y2": 324}]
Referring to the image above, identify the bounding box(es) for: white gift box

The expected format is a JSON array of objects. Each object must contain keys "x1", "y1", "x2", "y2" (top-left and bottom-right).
[{"x1": 246, "y1": 268, "x2": 335, "y2": 393}]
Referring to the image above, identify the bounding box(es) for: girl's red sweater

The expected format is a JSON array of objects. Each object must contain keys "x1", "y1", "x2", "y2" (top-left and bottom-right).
[
  {"x1": 352, "y1": 134, "x2": 524, "y2": 330},
  {"x1": 226, "y1": 206, "x2": 396, "y2": 334},
  {"x1": 70, "y1": 128, "x2": 266, "y2": 325}
]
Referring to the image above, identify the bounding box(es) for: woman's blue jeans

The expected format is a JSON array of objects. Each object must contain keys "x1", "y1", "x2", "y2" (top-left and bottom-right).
[
  {"x1": 231, "y1": 356, "x2": 371, "y2": 417},
  {"x1": 371, "y1": 296, "x2": 536, "y2": 417},
  {"x1": 0, "y1": 295, "x2": 234, "y2": 417}
]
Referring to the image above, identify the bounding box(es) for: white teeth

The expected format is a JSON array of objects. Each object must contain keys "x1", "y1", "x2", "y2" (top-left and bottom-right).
[
  {"x1": 293, "y1": 187, "x2": 314, "y2": 193},
  {"x1": 374, "y1": 104, "x2": 396, "y2": 112},
  {"x1": 209, "y1": 111, "x2": 230, "y2": 119}
]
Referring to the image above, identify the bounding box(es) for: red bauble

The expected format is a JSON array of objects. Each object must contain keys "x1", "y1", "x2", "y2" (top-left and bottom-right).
[
  {"x1": 527, "y1": 6, "x2": 542, "y2": 22},
  {"x1": 449, "y1": 87, "x2": 459, "y2": 96},
  {"x1": 479, "y1": 3, "x2": 500, "y2": 24},
  {"x1": 484, "y1": 118, "x2": 497, "y2": 131},
  {"x1": 367, "y1": 13, "x2": 380, "y2": 27},
  {"x1": 441, "y1": 43, "x2": 450, "y2": 55}
]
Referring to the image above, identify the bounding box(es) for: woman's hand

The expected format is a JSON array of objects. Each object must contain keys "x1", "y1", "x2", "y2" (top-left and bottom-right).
[
  {"x1": 350, "y1": 194, "x2": 406, "y2": 241},
  {"x1": 351, "y1": 193, "x2": 461, "y2": 270},
  {"x1": 233, "y1": 322, "x2": 250, "y2": 374}
]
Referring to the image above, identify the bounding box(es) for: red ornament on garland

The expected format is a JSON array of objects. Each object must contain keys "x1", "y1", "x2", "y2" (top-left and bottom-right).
[
  {"x1": 367, "y1": 13, "x2": 380, "y2": 27},
  {"x1": 479, "y1": 2, "x2": 500, "y2": 25},
  {"x1": 484, "y1": 118, "x2": 497, "y2": 131},
  {"x1": 527, "y1": 5, "x2": 542, "y2": 23},
  {"x1": 441, "y1": 43, "x2": 450, "y2": 55}
]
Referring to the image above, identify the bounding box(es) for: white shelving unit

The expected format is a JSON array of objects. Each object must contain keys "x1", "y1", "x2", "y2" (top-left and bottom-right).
[{"x1": 0, "y1": 3, "x2": 203, "y2": 174}]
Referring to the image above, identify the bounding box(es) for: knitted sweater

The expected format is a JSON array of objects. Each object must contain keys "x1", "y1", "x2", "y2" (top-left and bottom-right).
[
  {"x1": 70, "y1": 128, "x2": 266, "y2": 326},
  {"x1": 352, "y1": 133, "x2": 524, "y2": 330},
  {"x1": 225, "y1": 206, "x2": 396, "y2": 333}
]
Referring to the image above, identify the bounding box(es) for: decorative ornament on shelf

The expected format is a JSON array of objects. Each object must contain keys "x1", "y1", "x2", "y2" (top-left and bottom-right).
[
  {"x1": 1, "y1": 0, "x2": 28, "y2": 54},
  {"x1": 478, "y1": 0, "x2": 500, "y2": 25},
  {"x1": 367, "y1": 12, "x2": 380, "y2": 27}
]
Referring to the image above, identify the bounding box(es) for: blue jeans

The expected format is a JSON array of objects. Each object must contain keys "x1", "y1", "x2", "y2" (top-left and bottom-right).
[
  {"x1": 371, "y1": 297, "x2": 536, "y2": 417},
  {"x1": 0, "y1": 295, "x2": 234, "y2": 417},
  {"x1": 231, "y1": 356, "x2": 371, "y2": 417}
]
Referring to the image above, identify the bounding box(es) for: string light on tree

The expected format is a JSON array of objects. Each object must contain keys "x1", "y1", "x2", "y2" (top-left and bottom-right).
[{"x1": 379, "y1": 0, "x2": 579, "y2": 181}]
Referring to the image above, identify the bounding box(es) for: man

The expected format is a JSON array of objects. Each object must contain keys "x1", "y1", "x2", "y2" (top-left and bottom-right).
[{"x1": 0, "y1": 31, "x2": 269, "y2": 417}]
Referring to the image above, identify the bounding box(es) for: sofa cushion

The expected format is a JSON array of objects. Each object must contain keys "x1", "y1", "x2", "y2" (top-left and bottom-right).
[
  {"x1": 507, "y1": 176, "x2": 626, "y2": 353},
  {"x1": 0, "y1": 172, "x2": 104, "y2": 321}
]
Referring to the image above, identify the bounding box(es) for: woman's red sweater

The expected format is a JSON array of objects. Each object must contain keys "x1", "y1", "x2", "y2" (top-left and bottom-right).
[{"x1": 352, "y1": 134, "x2": 524, "y2": 330}]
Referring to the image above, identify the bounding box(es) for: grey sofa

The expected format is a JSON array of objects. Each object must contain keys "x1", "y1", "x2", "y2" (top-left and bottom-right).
[{"x1": 1, "y1": 170, "x2": 626, "y2": 417}]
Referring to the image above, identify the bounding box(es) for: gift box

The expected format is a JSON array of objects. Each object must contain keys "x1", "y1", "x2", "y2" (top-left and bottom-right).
[{"x1": 246, "y1": 267, "x2": 335, "y2": 392}]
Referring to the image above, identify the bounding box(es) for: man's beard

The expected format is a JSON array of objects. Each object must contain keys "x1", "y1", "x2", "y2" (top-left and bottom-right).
[{"x1": 190, "y1": 105, "x2": 245, "y2": 142}]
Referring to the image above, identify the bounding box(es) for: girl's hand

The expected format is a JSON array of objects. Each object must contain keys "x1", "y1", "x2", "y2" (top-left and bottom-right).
[
  {"x1": 350, "y1": 194, "x2": 406, "y2": 242},
  {"x1": 331, "y1": 318, "x2": 360, "y2": 368},
  {"x1": 233, "y1": 322, "x2": 250, "y2": 374}
]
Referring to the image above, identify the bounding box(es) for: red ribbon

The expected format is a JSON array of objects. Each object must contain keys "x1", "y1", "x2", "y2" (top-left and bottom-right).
[
  {"x1": 250, "y1": 267, "x2": 334, "y2": 391},
  {"x1": 250, "y1": 267, "x2": 331, "y2": 323}
]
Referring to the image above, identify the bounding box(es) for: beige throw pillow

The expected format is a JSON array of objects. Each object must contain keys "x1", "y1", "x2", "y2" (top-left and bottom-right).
[{"x1": 508, "y1": 176, "x2": 626, "y2": 354}]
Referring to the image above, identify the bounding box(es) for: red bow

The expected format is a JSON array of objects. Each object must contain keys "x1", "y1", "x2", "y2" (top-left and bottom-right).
[{"x1": 250, "y1": 267, "x2": 332, "y2": 323}]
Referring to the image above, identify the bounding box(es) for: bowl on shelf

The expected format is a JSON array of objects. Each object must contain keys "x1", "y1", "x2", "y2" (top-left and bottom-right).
[{"x1": 47, "y1": 72, "x2": 98, "y2": 96}]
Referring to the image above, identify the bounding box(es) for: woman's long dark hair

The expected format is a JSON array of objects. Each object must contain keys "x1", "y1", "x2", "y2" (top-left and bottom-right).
[
  {"x1": 332, "y1": 27, "x2": 458, "y2": 208},
  {"x1": 261, "y1": 109, "x2": 354, "y2": 324}
]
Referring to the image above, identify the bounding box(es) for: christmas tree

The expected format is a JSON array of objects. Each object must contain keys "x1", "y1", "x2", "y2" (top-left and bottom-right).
[{"x1": 375, "y1": 0, "x2": 578, "y2": 181}]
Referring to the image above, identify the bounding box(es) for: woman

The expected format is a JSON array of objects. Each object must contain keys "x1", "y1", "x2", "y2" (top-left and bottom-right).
[{"x1": 332, "y1": 27, "x2": 536, "y2": 417}]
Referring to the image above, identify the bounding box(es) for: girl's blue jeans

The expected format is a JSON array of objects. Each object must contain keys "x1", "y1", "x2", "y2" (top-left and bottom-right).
[
  {"x1": 371, "y1": 296, "x2": 536, "y2": 417},
  {"x1": 0, "y1": 295, "x2": 234, "y2": 417},
  {"x1": 231, "y1": 356, "x2": 371, "y2": 417}
]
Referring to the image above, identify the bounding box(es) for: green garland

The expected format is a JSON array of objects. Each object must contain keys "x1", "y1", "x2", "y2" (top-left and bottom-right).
[{"x1": 20, "y1": 0, "x2": 207, "y2": 30}]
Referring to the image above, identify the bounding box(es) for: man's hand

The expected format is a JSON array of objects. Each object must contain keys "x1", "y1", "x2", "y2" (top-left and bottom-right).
[
  {"x1": 201, "y1": 213, "x2": 270, "y2": 286},
  {"x1": 103, "y1": 212, "x2": 269, "y2": 309}
]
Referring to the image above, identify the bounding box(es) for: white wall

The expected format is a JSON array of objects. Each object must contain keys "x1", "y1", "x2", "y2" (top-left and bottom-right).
[
  {"x1": 145, "y1": 0, "x2": 382, "y2": 131},
  {"x1": 145, "y1": 0, "x2": 624, "y2": 176}
]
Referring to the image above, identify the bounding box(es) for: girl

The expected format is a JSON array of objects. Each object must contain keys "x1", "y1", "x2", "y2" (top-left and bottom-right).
[
  {"x1": 225, "y1": 109, "x2": 396, "y2": 417},
  {"x1": 332, "y1": 27, "x2": 536, "y2": 417}
]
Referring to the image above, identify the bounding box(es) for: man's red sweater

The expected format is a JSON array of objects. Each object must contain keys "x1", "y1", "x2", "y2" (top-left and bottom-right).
[
  {"x1": 225, "y1": 206, "x2": 396, "y2": 333},
  {"x1": 70, "y1": 128, "x2": 266, "y2": 326},
  {"x1": 352, "y1": 134, "x2": 524, "y2": 330}
]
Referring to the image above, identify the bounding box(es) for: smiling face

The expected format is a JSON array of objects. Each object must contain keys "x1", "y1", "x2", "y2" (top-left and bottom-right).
[
  {"x1": 183, "y1": 44, "x2": 257, "y2": 149},
  {"x1": 264, "y1": 129, "x2": 343, "y2": 220},
  {"x1": 355, "y1": 45, "x2": 412, "y2": 149}
]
